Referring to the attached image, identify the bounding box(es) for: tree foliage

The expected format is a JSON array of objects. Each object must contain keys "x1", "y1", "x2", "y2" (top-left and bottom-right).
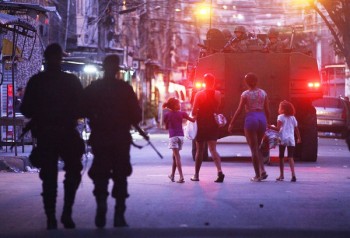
[{"x1": 317, "y1": 0, "x2": 350, "y2": 67}]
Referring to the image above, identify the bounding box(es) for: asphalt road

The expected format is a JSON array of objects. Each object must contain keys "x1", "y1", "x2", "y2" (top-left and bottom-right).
[{"x1": 0, "y1": 130, "x2": 349, "y2": 238}]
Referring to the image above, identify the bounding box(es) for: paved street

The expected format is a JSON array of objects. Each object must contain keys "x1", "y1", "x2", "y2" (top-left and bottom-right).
[{"x1": 0, "y1": 129, "x2": 350, "y2": 238}]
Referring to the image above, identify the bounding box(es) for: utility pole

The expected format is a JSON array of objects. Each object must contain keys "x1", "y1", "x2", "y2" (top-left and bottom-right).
[
  {"x1": 164, "y1": 0, "x2": 176, "y2": 97},
  {"x1": 64, "y1": 0, "x2": 70, "y2": 50},
  {"x1": 98, "y1": 0, "x2": 108, "y2": 61}
]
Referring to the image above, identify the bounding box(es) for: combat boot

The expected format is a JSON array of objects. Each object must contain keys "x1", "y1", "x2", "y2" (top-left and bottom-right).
[
  {"x1": 46, "y1": 213, "x2": 57, "y2": 230},
  {"x1": 114, "y1": 200, "x2": 128, "y2": 227},
  {"x1": 42, "y1": 184, "x2": 57, "y2": 230},
  {"x1": 61, "y1": 180, "x2": 80, "y2": 229},
  {"x1": 95, "y1": 196, "x2": 108, "y2": 228}
]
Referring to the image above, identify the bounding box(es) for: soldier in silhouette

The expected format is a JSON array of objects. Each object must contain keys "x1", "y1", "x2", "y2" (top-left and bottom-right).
[
  {"x1": 20, "y1": 43, "x2": 84, "y2": 230},
  {"x1": 81, "y1": 55, "x2": 142, "y2": 228}
]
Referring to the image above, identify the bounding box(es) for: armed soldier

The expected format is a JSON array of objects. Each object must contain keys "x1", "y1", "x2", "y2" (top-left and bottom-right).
[
  {"x1": 81, "y1": 55, "x2": 142, "y2": 228},
  {"x1": 264, "y1": 28, "x2": 287, "y2": 53},
  {"x1": 20, "y1": 43, "x2": 84, "y2": 230},
  {"x1": 226, "y1": 26, "x2": 249, "y2": 52}
]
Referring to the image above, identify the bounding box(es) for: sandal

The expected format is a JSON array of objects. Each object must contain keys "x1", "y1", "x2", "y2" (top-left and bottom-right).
[
  {"x1": 250, "y1": 177, "x2": 261, "y2": 182},
  {"x1": 276, "y1": 176, "x2": 284, "y2": 181},
  {"x1": 214, "y1": 172, "x2": 225, "y2": 183},
  {"x1": 260, "y1": 172, "x2": 268, "y2": 180},
  {"x1": 190, "y1": 176, "x2": 199, "y2": 181},
  {"x1": 177, "y1": 178, "x2": 185, "y2": 183},
  {"x1": 168, "y1": 175, "x2": 175, "y2": 182}
]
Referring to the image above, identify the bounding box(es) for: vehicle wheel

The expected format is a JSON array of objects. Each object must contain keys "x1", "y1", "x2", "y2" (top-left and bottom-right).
[
  {"x1": 294, "y1": 103, "x2": 318, "y2": 162},
  {"x1": 192, "y1": 140, "x2": 209, "y2": 161}
]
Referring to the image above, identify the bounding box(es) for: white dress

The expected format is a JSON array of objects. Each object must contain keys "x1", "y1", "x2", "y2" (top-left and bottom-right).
[{"x1": 278, "y1": 114, "x2": 298, "y2": 146}]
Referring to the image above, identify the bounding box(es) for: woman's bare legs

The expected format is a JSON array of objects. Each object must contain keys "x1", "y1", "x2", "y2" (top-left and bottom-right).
[
  {"x1": 207, "y1": 140, "x2": 222, "y2": 173},
  {"x1": 257, "y1": 129, "x2": 267, "y2": 177},
  {"x1": 245, "y1": 129, "x2": 261, "y2": 179},
  {"x1": 207, "y1": 140, "x2": 225, "y2": 182},
  {"x1": 192, "y1": 141, "x2": 205, "y2": 180}
]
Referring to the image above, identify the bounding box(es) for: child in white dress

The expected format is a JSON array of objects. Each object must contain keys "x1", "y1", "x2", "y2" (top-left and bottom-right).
[{"x1": 273, "y1": 100, "x2": 301, "y2": 182}]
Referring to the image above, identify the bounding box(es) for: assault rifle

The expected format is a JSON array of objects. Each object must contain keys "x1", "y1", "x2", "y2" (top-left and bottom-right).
[
  {"x1": 132, "y1": 124, "x2": 163, "y2": 159},
  {"x1": 10, "y1": 119, "x2": 35, "y2": 150}
]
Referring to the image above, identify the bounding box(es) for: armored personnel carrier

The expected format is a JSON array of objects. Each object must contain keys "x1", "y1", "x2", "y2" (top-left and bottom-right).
[{"x1": 192, "y1": 29, "x2": 322, "y2": 162}]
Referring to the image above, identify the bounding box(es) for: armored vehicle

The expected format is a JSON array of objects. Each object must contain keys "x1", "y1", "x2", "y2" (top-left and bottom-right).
[{"x1": 192, "y1": 30, "x2": 322, "y2": 162}]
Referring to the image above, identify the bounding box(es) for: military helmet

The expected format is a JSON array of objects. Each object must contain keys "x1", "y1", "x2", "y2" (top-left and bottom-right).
[
  {"x1": 267, "y1": 28, "x2": 279, "y2": 38},
  {"x1": 234, "y1": 25, "x2": 246, "y2": 33},
  {"x1": 222, "y1": 29, "x2": 233, "y2": 39},
  {"x1": 44, "y1": 43, "x2": 63, "y2": 62}
]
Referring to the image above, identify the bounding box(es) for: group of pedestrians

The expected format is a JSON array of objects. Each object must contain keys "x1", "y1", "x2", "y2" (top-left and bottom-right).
[
  {"x1": 20, "y1": 43, "x2": 301, "y2": 230},
  {"x1": 20, "y1": 43, "x2": 141, "y2": 230},
  {"x1": 163, "y1": 73, "x2": 226, "y2": 184},
  {"x1": 163, "y1": 72, "x2": 301, "y2": 185}
]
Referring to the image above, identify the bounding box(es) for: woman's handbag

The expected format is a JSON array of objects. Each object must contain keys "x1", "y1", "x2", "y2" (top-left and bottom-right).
[
  {"x1": 184, "y1": 120, "x2": 197, "y2": 140},
  {"x1": 214, "y1": 113, "x2": 227, "y2": 128}
]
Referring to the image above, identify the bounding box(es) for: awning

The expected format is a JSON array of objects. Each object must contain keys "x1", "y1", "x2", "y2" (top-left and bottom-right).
[{"x1": 0, "y1": 13, "x2": 36, "y2": 34}]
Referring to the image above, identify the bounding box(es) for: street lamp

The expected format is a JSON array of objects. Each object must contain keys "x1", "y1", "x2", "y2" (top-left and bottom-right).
[{"x1": 194, "y1": 3, "x2": 211, "y2": 27}]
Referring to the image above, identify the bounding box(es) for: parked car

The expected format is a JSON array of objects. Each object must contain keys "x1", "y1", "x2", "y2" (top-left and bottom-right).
[{"x1": 312, "y1": 96, "x2": 350, "y2": 137}]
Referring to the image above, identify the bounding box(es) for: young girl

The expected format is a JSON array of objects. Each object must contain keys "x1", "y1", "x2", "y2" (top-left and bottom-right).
[
  {"x1": 273, "y1": 100, "x2": 301, "y2": 182},
  {"x1": 163, "y1": 97, "x2": 195, "y2": 183}
]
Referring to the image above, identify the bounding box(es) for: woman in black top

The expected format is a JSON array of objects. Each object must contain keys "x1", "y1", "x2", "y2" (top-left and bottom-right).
[{"x1": 191, "y1": 73, "x2": 225, "y2": 182}]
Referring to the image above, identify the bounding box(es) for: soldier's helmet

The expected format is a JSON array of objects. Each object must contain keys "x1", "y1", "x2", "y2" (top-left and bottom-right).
[
  {"x1": 103, "y1": 54, "x2": 120, "y2": 73},
  {"x1": 234, "y1": 25, "x2": 246, "y2": 34},
  {"x1": 222, "y1": 29, "x2": 233, "y2": 39},
  {"x1": 267, "y1": 28, "x2": 279, "y2": 38},
  {"x1": 44, "y1": 43, "x2": 63, "y2": 62}
]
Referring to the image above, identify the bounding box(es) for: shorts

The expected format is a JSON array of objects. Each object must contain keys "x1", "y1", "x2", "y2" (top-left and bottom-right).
[
  {"x1": 244, "y1": 111, "x2": 267, "y2": 134},
  {"x1": 168, "y1": 136, "x2": 184, "y2": 150},
  {"x1": 279, "y1": 145, "x2": 295, "y2": 158}
]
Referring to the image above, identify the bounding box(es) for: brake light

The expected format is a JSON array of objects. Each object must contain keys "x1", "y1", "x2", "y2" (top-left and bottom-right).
[
  {"x1": 308, "y1": 82, "x2": 320, "y2": 88},
  {"x1": 195, "y1": 82, "x2": 206, "y2": 89}
]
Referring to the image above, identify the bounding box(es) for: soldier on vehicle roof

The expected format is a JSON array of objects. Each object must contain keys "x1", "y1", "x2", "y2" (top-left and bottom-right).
[
  {"x1": 264, "y1": 28, "x2": 288, "y2": 53},
  {"x1": 228, "y1": 25, "x2": 249, "y2": 52}
]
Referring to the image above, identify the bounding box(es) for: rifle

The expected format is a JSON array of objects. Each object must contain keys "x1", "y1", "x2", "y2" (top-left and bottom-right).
[
  {"x1": 222, "y1": 36, "x2": 239, "y2": 51},
  {"x1": 132, "y1": 124, "x2": 163, "y2": 159},
  {"x1": 10, "y1": 120, "x2": 35, "y2": 150}
]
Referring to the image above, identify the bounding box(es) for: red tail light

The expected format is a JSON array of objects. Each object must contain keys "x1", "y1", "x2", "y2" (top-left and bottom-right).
[
  {"x1": 308, "y1": 82, "x2": 320, "y2": 88},
  {"x1": 195, "y1": 82, "x2": 206, "y2": 89}
]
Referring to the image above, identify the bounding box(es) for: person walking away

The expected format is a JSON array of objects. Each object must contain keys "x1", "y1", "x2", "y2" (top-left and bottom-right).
[
  {"x1": 81, "y1": 55, "x2": 142, "y2": 228},
  {"x1": 272, "y1": 100, "x2": 301, "y2": 182},
  {"x1": 14, "y1": 87, "x2": 24, "y2": 113},
  {"x1": 191, "y1": 73, "x2": 225, "y2": 182},
  {"x1": 163, "y1": 97, "x2": 195, "y2": 183},
  {"x1": 20, "y1": 43, "x2": 84, "y2": 229},
  {"x1": 228, "y1": 73, "x2": 270, "y2": 182}
]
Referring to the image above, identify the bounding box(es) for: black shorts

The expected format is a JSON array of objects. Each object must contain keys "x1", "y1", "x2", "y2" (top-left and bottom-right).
[{"x1": 279, "y1": 145, "x2": 295, "y2": 158}]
